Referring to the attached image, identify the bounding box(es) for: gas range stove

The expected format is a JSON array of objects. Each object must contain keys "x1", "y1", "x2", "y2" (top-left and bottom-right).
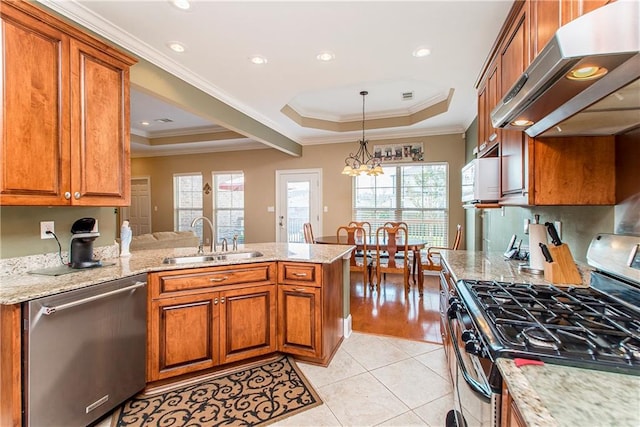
[
  {"x1": 454, "y1": 234, "x2": 640, "y2": 376},
  {"x1": 455, "y1": 278, "x2": 640, "y2": 374}
]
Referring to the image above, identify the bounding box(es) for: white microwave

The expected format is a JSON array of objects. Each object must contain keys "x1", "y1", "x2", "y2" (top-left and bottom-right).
[{"x1": 461, "y1": 158, "x2": 499, "y2": 203}]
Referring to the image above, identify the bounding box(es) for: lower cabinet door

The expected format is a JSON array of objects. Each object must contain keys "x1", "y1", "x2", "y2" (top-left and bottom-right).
[
  {"x1": 219, "y1": 284, "x2": 277, "y2": 364},
  {"x1": 277, "y1": 285, "x2": 322, "y2": 358},
  {"x1": 148, "y1": 292, "x2": 219, "y2": 381}
]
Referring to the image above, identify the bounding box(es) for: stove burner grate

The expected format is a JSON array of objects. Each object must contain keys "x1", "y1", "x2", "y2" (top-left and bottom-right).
[{"x1": 460, "y1": 279, "x2": 640, "y2": 373}]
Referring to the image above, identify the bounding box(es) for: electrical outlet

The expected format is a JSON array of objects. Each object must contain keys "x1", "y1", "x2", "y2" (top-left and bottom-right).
[{"x1": 40, "y1": 221, "x2": 55, "y2": 239}]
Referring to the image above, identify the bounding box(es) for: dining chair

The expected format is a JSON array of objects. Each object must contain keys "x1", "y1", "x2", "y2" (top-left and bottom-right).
[
  {"x1": 337, "y1": 225, "x2": 374, "y2": 287},
  {"x1": 423, "y1": 224, "x2": 462, "y2": 272},
  {"x1": 303, "y1": 222, "x2": 315, "y2": 243},
  {"x1": 383, "y1": 221, "x2": 415, "y2": 280},
  {"x1": 348, "y1": 221, "x2": 371, "y2": 242},
  {"x1": 375, "y1": 224, "x2": 410, "y2": 292}
]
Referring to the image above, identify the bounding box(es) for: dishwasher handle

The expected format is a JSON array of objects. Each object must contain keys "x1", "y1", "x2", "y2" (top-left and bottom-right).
[{"x1": 42, "y1": 281, "x2": 146, "y2": 315}]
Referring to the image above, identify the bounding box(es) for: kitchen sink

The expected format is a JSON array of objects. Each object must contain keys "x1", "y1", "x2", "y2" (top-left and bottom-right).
[
  {"x1": 163, "y1": 251, "x2": 263, "y2": 264},
  {"x1": 217, "y1": 251, "x2": 263, "y2": 260}
]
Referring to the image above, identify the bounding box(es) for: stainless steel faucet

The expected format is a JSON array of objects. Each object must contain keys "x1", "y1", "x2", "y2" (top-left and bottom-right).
[
  {"x1": 220, "y1": 238, "x2": 228, "y2": 252},
  {"x1": 233, "y1": 234, "x2": 238, "y2": 251},
  {"x1": 190, "y1": 216, "x2": 216, "y2": 253}
]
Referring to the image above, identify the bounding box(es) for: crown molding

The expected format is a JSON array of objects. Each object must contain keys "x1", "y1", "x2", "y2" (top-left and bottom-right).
[
  {"x1": 299, "y1": 125, "x2": 466, "y2": 145},
  {"x1": 36, "y1": 0, "x2": 298, "y2": 142}
]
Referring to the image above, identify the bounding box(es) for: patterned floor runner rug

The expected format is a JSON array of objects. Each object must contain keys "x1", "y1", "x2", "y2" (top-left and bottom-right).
[{"x1": 112, "y1": 355, "x2": 322, "y2": 426}]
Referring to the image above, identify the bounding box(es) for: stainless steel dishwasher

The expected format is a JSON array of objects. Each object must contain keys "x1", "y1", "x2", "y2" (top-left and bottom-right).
[{"x1": 23, "y1": 273, "x2": 147, "y2": 427}]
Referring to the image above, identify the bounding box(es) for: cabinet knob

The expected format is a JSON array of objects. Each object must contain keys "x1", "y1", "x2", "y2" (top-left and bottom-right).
[
  {"x1": 74, "y1": 192, "x2": 81, "y2": 199},
  {"x1": 214, "y1": 297, "x2": 219, "y2": 304},
  {"x1": 64, "y1": 192, "x2": 71, "y2": 200},
  {"x1": 220, "y1": 297, "x2": 225, "y2": 304}
]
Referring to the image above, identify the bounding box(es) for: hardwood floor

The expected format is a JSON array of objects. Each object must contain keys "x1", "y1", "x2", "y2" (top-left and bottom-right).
[{"x1": 349, "y1": 272, "x2": 443, "y2": 344}]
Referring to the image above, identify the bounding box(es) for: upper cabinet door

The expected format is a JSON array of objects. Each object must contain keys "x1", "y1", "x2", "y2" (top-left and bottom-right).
[
  {"x1": 531, "y1": 0, "x2": 562, "y2": 57},
  {"x1": 0, "y1": 7, "x2": 71, "y2": 205},
  {"x1": 0, "y1": 1, "x2": 135, "y2": 207},
  {"x1": 69, "y1": 39, "x2": 131, "y2": 206},
  {"x1": 499, "y1": 6, "x2": 530, "y2": 97}
]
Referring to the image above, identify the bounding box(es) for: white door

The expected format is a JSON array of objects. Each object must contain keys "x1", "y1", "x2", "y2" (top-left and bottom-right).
[
  {"x1": 276, "y1": 169, "x2": 322, "y2": 243},
  {"x1": 122, "y1": 177, "x2": 152, "y2": 236}
]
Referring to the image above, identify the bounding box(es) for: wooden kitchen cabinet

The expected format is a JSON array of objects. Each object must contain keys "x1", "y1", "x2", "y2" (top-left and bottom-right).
[
  {"x1": 147, "y1": 262, "x2": 277, "y2": 382},
  {"x1": 499, "y1": 5, "x2": 530, "y2": 102},
  {"x1": 0, "y1": 0, "x2": 135, "y2": 206},
  {"x1": 476, "y1": 0, "x2": 617, "y2": 206},
  {"x1": 501, "y1": 381, "x2": 527, "y2": 427},
  {"x1": 500, "y1": 132, "x2": 529, "y2": 204},
  {"x1": 531, "y1": 0, "x2": 611, "y2": 56},
  {"x1": 502, "y1": 135, "x2": 615, "y2": 206},
  {"x1": 477, "y1": 60, "x2": 501, "y2": 157},
  {"x1": 277, "y1": 261, "x2": 343, "y2": 366}
]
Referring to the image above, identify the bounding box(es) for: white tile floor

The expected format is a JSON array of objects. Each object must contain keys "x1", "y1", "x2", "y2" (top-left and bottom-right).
[
  {"x1": 100, "y1": 332, "x2": 453, "y2": 427},
  {"x1": 275, "y1": 332, "x2": 453, "y2": 427}
]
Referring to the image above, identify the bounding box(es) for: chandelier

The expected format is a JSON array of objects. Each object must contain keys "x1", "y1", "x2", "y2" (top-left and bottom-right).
[{"x1": 341, "y1": 91, "x2": 384, "y2": 176}]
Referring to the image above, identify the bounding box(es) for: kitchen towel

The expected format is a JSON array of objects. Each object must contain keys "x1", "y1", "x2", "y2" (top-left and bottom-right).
[{"x1": 528, "y1": 223, "x2": 548, "y2": 271}]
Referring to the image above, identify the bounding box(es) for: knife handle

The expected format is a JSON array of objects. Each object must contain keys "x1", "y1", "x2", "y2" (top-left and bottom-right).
[
  {"x1": 539, "y1": 242, "x2": 553, "y2": 263},
  {"x1": 544, "y1": 222, "x2": 562, "y2": 246}
]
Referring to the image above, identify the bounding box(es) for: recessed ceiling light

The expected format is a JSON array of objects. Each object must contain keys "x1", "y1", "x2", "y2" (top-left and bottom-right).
[
  {"x1": 249, "y1": 55, "x2": 268, "y2": 65},
  {"x1": 167, "y1": 41, "x2": 186, "y2": 53},
  {"x1": 170, "y1": 0, "x2": 190, "y2": 10},
  {"x1": 316, "y1": 51, "x2": 335, "y2": 62},
  {"x1": 140, "y1": 121, "x2": 150, "y2": 126},
  {"x1": 412, "y1": 47, "x2": 431, "y2": 58}
]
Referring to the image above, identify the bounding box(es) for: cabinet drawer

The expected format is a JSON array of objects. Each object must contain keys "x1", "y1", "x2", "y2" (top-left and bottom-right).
[
  {"x1": 150, "y1": 262, "x2": 276, "y2": 298},
  {"x1": 278, "y1": 262, "x2": 321, "y2": 287}
]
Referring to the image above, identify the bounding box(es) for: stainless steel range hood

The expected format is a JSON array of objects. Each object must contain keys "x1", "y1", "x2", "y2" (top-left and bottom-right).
[{"x1": 491, "y1": 0, "x2": 640, "y2": 138}]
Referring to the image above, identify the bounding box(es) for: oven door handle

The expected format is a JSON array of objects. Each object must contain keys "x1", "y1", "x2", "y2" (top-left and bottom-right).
[{"x1": 447, "y1": 314, "x2": 492, "y2": 402}]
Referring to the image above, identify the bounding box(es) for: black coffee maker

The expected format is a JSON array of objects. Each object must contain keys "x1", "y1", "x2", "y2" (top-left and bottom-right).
[{"x1": 69, "y1": 218, "x2": 102, "y2": 269}]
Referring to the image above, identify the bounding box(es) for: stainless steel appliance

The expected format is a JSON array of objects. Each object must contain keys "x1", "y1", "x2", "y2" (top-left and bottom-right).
[
  {"x1": 491, "y1": 1, "x2": 639, "y2": 138},
  {"x1": 24, "y1": 274, "x2": 147, "y2": 426},
  {"x1": 445, "y1": 234, "x2": 640, "y2": 426}
]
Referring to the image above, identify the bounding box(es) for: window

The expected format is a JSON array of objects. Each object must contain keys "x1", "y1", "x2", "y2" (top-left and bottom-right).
[
  {"x1": 213, "y1": 172, "x2": 245, "y2": 244},
  {"x1": 353, "y1": 163, "x2": 449, "y2": 246},
  {"x1": 173, "y1": 173, "x2": 203, "y2": 237}
]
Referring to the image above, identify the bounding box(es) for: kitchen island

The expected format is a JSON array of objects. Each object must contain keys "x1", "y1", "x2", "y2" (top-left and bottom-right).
[
  {"x1": 0, "y1": 242, "x2": 354, "y2": 427},
  {"x1": 440, "y1": 250, "x2": 639, "y2": 427},
  {"x1": 0, "y1": 242, "x2": 352, "y2": 304}
]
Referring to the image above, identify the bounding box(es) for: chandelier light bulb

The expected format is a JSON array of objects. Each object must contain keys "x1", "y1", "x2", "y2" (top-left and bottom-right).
[{"x1": 341, "y1": 91, "x2": 383, "y2": 177}]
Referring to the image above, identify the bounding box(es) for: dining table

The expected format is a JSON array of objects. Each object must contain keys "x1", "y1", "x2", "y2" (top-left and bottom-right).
[{"x1": 314, "y1": 235, "x2": 427, "y2": 295}]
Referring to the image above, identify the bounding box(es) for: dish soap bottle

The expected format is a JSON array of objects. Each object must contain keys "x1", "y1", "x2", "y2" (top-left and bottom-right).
[{"x1": 120, "y1": 220, "x2": 132, "y2": 257}]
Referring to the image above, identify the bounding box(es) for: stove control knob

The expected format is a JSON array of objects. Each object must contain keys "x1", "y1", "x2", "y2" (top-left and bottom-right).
[
  {"x1": 464, "y1": 340, "x2": 481, "y2": 355},
  {"x1": 461, "y1": 330, "x2": 475, "y2": 342},
  {"x1": 447, "y1": 299, "x2": 461, "y2": 318}
]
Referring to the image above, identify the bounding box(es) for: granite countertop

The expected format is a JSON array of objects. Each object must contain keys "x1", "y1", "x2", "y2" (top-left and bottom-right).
[
  {"x1": 498, "y1": 359, "x2": 640, "y2": 427},
  {"x1": 440, "y1": 250, "x2": 592, "y2": 286},
  {"x1": 441, "y1": 251, "x2": 639, "y2": 427},
  {"x1": 0, "y1": 242, "x2": 353, "y2": 305}
]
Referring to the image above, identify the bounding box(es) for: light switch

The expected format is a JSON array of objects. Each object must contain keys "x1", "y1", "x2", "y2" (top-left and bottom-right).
[{"x1": 267, "y1": 206, "x2": 275, "y2": 212}]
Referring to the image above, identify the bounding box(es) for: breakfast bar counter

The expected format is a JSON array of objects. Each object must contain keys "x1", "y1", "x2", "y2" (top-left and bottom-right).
[{"x1": 0, "y1": 242, "x2": 353, "y2": 304}]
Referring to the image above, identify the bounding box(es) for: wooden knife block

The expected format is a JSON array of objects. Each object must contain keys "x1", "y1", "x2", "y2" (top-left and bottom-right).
[{"x1": 543, "y1": 244, "x2": 582, "y2": 285}]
